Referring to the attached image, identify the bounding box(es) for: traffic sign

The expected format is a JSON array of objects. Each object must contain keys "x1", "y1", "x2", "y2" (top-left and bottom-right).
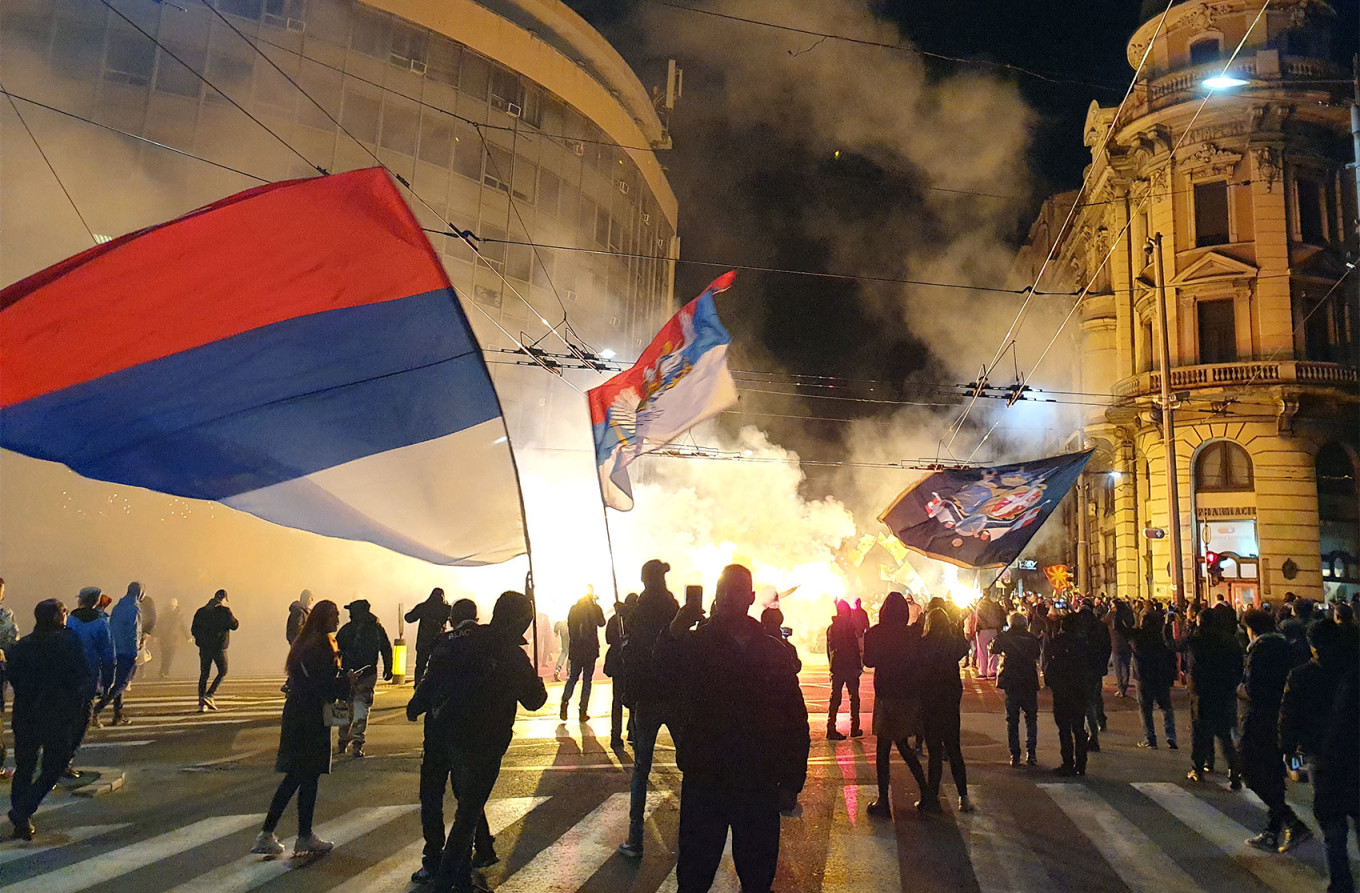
[{"x1": 1143, "y1": 527, "x2": 1167, "y2": 539}]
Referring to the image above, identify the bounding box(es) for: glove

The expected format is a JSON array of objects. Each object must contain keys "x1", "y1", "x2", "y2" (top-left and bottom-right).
[{"x1": 384, "y1": 670, "x2": 394, "y2": 682}]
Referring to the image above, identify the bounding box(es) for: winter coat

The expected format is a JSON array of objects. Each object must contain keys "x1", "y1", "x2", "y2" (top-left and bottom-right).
[
  {"x1": 405, "y1": 597, "x2": 451, "y2": 651},
  {"x1": 991, "y1": 628, "x2": 1041, "y2": 694},
  {"x1": 976, "y1": 598, "x2": 1006, "y2": 632},
  {"x1": 603, "y1": 604, "x2": 628, "y2": 678},
  {"x1": 655, "y1": 614, "x2": 808, "y2": 795},
  {"x1": 620, "y1": 585, "x2": 678, "y2": 708},
  {"x1": 826, "y1": 616, "x2": 863, "y2": 676},
  {"x1": 67, "y1": 607, "x2": 115, "y2": 693},
  {"x1": 862, "y1": 592, "x2": 921, "y2": 698},
  {"x1": 7, "y1": 626, "x2": 93, "y2": 743},
  {"x1": 109, "y1": 587, "x2": 144, "y2": 658},
  {"x1": 286, "y1": 601, "x2": 310, "y2": 644},
  {"x1": 916, "y1": 626, "x2": 971, "y2": 712},
  {"x1": 1185, "y1": 630, "x2": 1243, "y2": 706},
  {"x1": 0, "y1": 604, "x2": 18, "y2": 654},
  {"x1": 567, "y1": 598, "x2": 605, "y2": 662},
  {"x1": 1111, "y1": 604, "x2": 1136, "y2": 655},
  {"x1": 1240, "y1": 632, "x2": 1294, "y2": 752},
  {"x1": 140, "y1": 596, "x2": 158, "y2": 636},
  {"x1": 275, "y1": 636, "x2": 350, "y2": 775},
  {"x1": 1044, "y1": 631, "x2": 1090, "y2": 701},
  {"x1": 1080, "y1": 610, "x2": 1112, "y2": 678},
  {"x1": 191, "y1": 600, "x2": 239, "y2": 651},
  {"x1": 336, "y1": 610, "x2": 393, "y2": 679},
  {"x1": 1128, "y1": 619, "x2": 1176, "y2": 690}
]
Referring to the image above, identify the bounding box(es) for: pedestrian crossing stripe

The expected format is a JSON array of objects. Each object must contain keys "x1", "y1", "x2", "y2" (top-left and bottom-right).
[
  {"x1": 0, "y1": 824, "x2": 128, "y2": 867},
  {"x1": 960, "y1": 787, "x2": 1053, "y2": 893}
]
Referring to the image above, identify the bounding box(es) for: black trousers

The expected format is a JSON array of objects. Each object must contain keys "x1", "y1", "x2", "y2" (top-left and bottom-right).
[
  {"x1": 1189, "y1": 697, "x2": 1239, "y2": 777},
  {"x1": 1004, "y1": 689, "x2": 1038, "y2": 758},
  {"x1": 875, "y1": 734, "x2": 927, "y2": 800},
  {"x1": 677, "y1": 781, "x2": 780, "y2": 893},
  {"x1": 1053, "y1": 694, "x2": 1088, "y2": 772},
  {"x1": 1085, "y1": 674, "x2": 1106, "y2": 740},
  {"x1": 413, "y1": 646, "x2": 433, "y2": 688},
  {"x1": 9, "y1": 726, "x2": 77, "y2": 822},
  {"x1": 1241, "y1": 734, "x2": 1297, "y2": 833},
  {"x1": 433, "y1": 752, "x2": 502, "y2": 893},
  {"x1": 923, "y1": 699, "x2": 967, "y2": 799},
  {"x1": 419, "y1": 746, "x2": 493, "y2": 873},
  {"x1": 827, "y1": 672, "x2": 861, "y2": 731},
  {"x1": 262, "y1": 769, "x2": 319, "y2": 837},
  {"x1": 198, "y1": 648, "x2": 228, "y2": 699},
  {"x1": 1313, "y1": 764, "x2": 1358, "y2": 893}
]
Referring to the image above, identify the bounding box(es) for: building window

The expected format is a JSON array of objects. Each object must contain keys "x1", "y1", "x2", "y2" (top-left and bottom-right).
[
  {"x1": 1195, "y1": 441, "x2": 1253, "y2": 492},
  {"x1": 154, "y1": 45, "x2": 205, "y2": 98},
  {"x1": 1197, "y1": 299, "x2": 1236, "y2": 364},
  {"x1": 1296, "y1": 178, "x2": 1325, "y2": 245},
  {"x1": 104, "y1": 31, "x2": 156, "y2": 87},
  {"x1": 1317, "y1": 443, "x2": 1359, "y2": 586},
  {"x1": 1189, "y1": 38, "x2": 1221, "y2": 65},
  {"x1": 1301, "y1": 288, "x2": 1358, "y2": 364},
  {"x1": 1194, "y1": 181, "x2": 1230, "y2": 246},
  {"x1": 350, "y1": 7, "x2": 391, "y2": 59}
]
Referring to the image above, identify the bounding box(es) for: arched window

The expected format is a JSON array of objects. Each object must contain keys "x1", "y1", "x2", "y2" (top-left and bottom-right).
[{"x1": 1195, "y1": 441, "x2": 1253, "y2": 491}]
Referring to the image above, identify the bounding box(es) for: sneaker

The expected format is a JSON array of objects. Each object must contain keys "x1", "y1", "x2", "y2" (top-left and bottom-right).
[
  {"x1": 0, "y1": 768, "x2": 13, "y2": 780},
  {"x1": 8, "y1": 811, "x2": 34, "y2": 842},
  {"x1": 1137, "y1": 740, "x2": 1157, "y2": 749},
  {"x1": 204, "y1": 697, "x2": 218, "y2": 711},
  {"x1": 914, "y1": 798, "x2": 942, "y2": 814},
  {"x1": 559, "y1": 703, "x2": 568, "y2": 722},
  {"x1": 62, "y1": 767, "x2": 82, "y2": 780},
  {"x1": 352, "y1": 747, "x2": 365, "y2": 759},
  {"x1": 471, "y1": 846, "x2": 500, "y2": 868},
  {"x1": 250, "y1": 831, "x2": 285, "y2": 855},
  {"x1": 1009, "y1": 755, "x2": 1022, "y2": 768},
  {"x1": 411, "y1": 866, "x2": 434, "y2": 884},
  {"x1": 850, "y1": 727, "x2": 863, "y2": 738},
  {"x1": 1187, "y1": 768, "x2": 1206, "y2": 783},
  {"x1": 114, "y1": 716, "x2": 132, "y2": 726},
  {"x1": 1277, "y1": 822, "x2": 1314, "y2": 853},
  {"x1": 1229, "y1": 775, "x2": 1243, "y2": 792},
  {"x1": 552, "y1": 670, "x2": 560, "y2": 682},
  {"x1": 1245, "y1": 831, "x2": 1279, "y2": 851},
  {"x1": 826, "y1": 729, "x2": 846, "y2": 741},
  {"x1": 1166, "y1": 740, "x2": 1178, "y2": 751},
  {"x1": 867, "y1": 799, "x2": 892, "y2": 818},
  {"x1": 616, "y1": 840, "x2": 644, "y2": 859},
  {"x1": 1026, "y1": 753, "x2": 1038, "y2": 767},
  {"x1": 958, "y1": 796, "x2": 975, "y2": 813},
  {"x1": 198, "y1": 701, "x2": 208, "y2": 714},
  {"x1": 1052, "y1": 765, "x2": 1078, "y2": 777},
  {"x1": 337, "y1": 741, "x2": 349, "y2": 755},
  {"x1": 293, "y1": 834, "x2": 334, "y2": 856},
  {"x1": 1098, "y1": 722, "x2": 1107, "y2": 733},
  {"x1": 1086, "y1": 740, "x2": 1101, "y2": 753},
  {"x1": 610, "y1": 737, "x2": 625, "y2": 750},
  {"x1": 579, "y1": 713, "x2": 590, "y2": 723}
]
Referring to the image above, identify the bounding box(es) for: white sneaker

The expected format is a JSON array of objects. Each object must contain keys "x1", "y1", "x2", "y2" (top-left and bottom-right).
[
  {"x1": 250, "y1": 831, "x2": 285, "y2": 855},
  {"x1": 293, "y1": 834, "x2": 334, "y2": 856}
]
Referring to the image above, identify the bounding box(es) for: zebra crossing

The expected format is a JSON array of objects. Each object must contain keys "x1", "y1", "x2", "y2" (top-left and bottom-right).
[{"x1": 0, "y1": 775, "x2": 1347, "y2": 892}]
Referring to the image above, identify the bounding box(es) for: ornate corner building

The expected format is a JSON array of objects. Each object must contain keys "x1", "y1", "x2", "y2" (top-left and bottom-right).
[{"x1": 1015, "y1": 0, "x2": 1358, "y2": 606}]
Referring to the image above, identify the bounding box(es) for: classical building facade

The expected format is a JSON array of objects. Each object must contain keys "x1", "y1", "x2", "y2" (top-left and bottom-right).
[
  {"x1": 1, "y1": 0, "x2": 678, "y2": 446},
  {"x1": 1015, "y1": 0, "x2": 1358, "y2": 606}
]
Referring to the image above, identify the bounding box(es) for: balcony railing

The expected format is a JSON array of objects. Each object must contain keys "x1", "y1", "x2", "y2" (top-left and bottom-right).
[
  {"x1": 1113, "y1": 360, "x2": 1358, "y2": 398},
  {"x1": 1119, "y1": 56, "x2": 1346, "y2": 120}
]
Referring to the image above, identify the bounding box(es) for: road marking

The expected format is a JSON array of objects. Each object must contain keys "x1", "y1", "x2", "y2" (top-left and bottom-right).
[
  {"x1": 655, "y1": 833, "x2": 739, "y2": 893},
  {"x1": 821, "y1": 784, "x2": 899, "y2": 892},
  {"x1": 1039, "y1": 784, "x2": 1203, "y2": 893},
  {"x1": 0, "y1": 824, "x2": 128, "y2": 867},
  {"x1": 328, "y1": 796, "x2": 549, "y2": 893},
  {"x1": 165, "y1": 805, "x2": 415, "y2": 893},
  {"x1": 495, "y1": 791, "x2": 670, "y2": 893},
  {"x1": 0, "y1": 814, "x2": 258, "y2": 893},
  {"x1": 81, "y1": 741, "x2": 152, "y2": 748},
  {"x1": 1134, "y1": 783, "x2": 1327, "y2": 891},
  {"x1": 959, "y1": 788, "x2": 1052, "y2": 893}
]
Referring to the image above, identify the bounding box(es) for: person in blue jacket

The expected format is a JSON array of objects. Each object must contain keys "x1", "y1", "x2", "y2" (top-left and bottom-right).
[
  {"x1": 94, "y1": 582, "x2": 146, "y2": 726},
  {"x1": 65, "y1": 586, "x2": 113, "y2": 778}
]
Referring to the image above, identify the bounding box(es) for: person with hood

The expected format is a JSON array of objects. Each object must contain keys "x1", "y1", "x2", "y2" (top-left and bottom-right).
[
  {"x1": 604, "y1": 592, "x2": 636, "y2": 751},
  {"x1": 407, "y1": 591, "x2": 547, "y2": 893},
  {"x1": 825, "y1": 600, "x2": 864, "y2": 740},
  {"x1": 560, "y1": 587, "x2": 605, "y2": 722},
  {"x1": 335, "y1": 599, "x2": 394, "y2": 759},
  {"x1": 1127, "y1": 608, "x2": 1178, "y2": 750},
  {"x1": 991, "y1": 612, "x2": 1042, "y2": 768},
  {"x1": 94, "y1": 582, "x2": 147, "y2": 726},
  {"x1": 66, "y1": 586, "x2": 113, "y2": 771},
  {"x1": 6, "y1": 599, "x2": 92, "y2": 840},
  {"x1": 405, "y1": 588, "x2": 451, "y2": 687},
  {"x1": 1240, "y1": 608, "x2": 1313, "y2": 852},
  {"x1": 617, "y1": 560, "x2": 681, "y2": 860},
  {"x1": 191, "y1": 590, "x2": 239, "y2": 712},
  {"x1": 1044, "y1": 612, "x2": 1091, "y2": 776},
  {"x1": 287, "y1": 590, "x2": 314, "y2": 645},
  {"x1": 917, "y1": 607, "x2": 973, "y2": 813},
  {"x1": 250, "y1": 600, "x2": 356, "y2": 859},
  {"x1": 158, "y1": 598, "x2": 188, "y2": 678},
  {"x1": 1279, "y1": 619, "x2": 1358, "y2": 891},
  {"x1": 1184, "y1": 607, "x2": 1243, "y2": 786},
  {"x1": 655, "y1": 564, "x2": 809, "y2": 892},
  {"x1": 863, "y1": 591, "x2": 928, "y2": 818}
]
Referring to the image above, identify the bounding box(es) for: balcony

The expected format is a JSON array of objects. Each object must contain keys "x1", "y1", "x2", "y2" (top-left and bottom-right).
[
  {"x1": 1119, "y1": 56, "x2": 1346, "y2": 120},
  {"x1": 1113, "y1": 360, "x2": 1358, "y2": 399}
]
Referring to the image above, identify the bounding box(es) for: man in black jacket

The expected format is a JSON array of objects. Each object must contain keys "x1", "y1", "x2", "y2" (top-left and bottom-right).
[
  {"x1": 825, "y1": 600, "x2": 863, "y2": 740},
  {"x1": 1079, "y1": 604, "x2": 1111, "y2": 750},
  {"x1": 1124, "y1": 608, "x2": 1178, "y2": 749},
  {"x1": 991, "y1": 612, "x2": 1041, "y2": 768},
  {"x1": 655, "y1": 564, "x2": 809, "y2": 893},
  {"x1": 561, "y1": 588, "x2": 605, "y2": 722},
  {"x1": 1240, "y1": 609, "x2": 1312, "y2": 852},
  {"x1": 336, "y1": 599, "x2": 394, "y2": 758},
  {"x1": 7, "y1": 599, "x2": 93, "y2": 839},
  {"x1": 406, "y1": 589, "x2": 451, "y2": 687},
  {"x1": 604, "y1": 593, "x2": 636, "y2": 750},
  {"x1": 1185, "y1": 608, "x2": 1243, "y2": 785},
  {"x1": 191, "y1": 590, "x2": 239, "y2": 712},
  {"x1": 1045, "y1": 613, "x2": 1090, "y2": 777},
  {"x1": 408, "y1": 591, "x2": 547, "y2": 893}
]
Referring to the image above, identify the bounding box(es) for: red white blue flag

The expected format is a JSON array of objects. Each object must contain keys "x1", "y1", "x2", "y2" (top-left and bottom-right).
[
  {"x1": 587, "y1": 273, "x2": 739, "y2": 510},
  {"x1": 0, "y1": 168, "x2": 526, "y2": 566}
]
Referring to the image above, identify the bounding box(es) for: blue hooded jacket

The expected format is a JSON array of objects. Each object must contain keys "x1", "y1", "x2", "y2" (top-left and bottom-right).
[
  {"x1": 109, "y1": 583, "x2": 145, "y2": 659},
  {"x1": 68, "y1": 604, "x2": 115, "y2": 692}
]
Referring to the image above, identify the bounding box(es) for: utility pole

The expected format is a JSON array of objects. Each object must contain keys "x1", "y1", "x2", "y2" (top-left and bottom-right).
[{"x1": 1151, "y1": 233, "x2": 1186, "y2": 611}]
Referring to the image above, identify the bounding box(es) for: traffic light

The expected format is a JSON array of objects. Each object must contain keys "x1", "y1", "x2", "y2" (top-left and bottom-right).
[{"x1": 1205, "y1": 551, "x2": 1223, "y2": 585}]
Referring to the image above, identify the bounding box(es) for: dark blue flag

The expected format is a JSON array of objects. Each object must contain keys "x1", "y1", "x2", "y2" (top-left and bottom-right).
[{"x1": 878, "y1": 451, "x2": 1093, "y2": 569}]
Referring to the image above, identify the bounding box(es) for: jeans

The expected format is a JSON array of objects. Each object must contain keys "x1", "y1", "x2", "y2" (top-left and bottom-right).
[
  {"x1": 827, "y1": 671, "x2": 861, "y2": 732},
  {"x1": 677, "y1": 781, "x2": 780, "y2": 893},
  {"x1": 1085, "y1": 675, "x2": 1106, "y2": 742},
  {"x1": 561, "y1": 658, "x2": 595, "y2": 717},
  {"x1": 1053, "y1": 694, "x2": 1088, "y2": 772},
  {"x1": 1004, "y1": 689, "x2": 1038, "y2": 758},
  {"x1": 95, "y1": 655, "x2": 138, "y2": 719},
  {"x1": 1137, "y1": 682, "x2": 1176, "y2": 745},
  {"x1": 338, "y1": 673, "x2": 376, "y2": 749},
  {"x1": 610, "y1": 680, "x2": 629, "y2": 744},
  {"x1": 1113, "y1": 652, "x2": 1132, "y2": 695},
  {"x1": 262, "y1": 770, "x2": 319, "y2": 837},
  {"x1": 198, "y1": 648, "x2": 228, "y2": 700},
  {"x1": 974, "y1": 630, "x2": 999, "y2": 677},
  {"x1": 627, "y1": 705, "x2": 677, "y2": 846},
  {"x1": 419, "y1": 744, "x2": 493, "y2": 874},
  {"x1": 433, "y1": 752, "x2": 502, "y2": 892},
  {"x1": 9, "y1": 728, "x2": 77, "y2": 822}
]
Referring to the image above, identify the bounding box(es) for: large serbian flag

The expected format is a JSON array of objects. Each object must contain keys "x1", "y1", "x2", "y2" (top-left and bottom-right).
[
  {"x1": 0, "y1": 168, "x2": 525, "y2": 566},
  {"x1": 879, "y1": 451, "x2": 1092, "y2": 569},
  {"x1": 587, "y1": 273, "x2": 739, "y2": 510}
]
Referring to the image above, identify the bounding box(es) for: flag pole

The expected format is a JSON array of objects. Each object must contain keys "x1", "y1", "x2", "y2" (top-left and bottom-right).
[{"x1": 596, "y1": 476, "x2": 624, "y2": 606}]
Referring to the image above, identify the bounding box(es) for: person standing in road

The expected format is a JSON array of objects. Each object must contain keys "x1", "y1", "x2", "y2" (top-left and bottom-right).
[
  {"x1": 251, "y1": 600, "x2": 355, "y2": 858},
  {"x1": 656, "y1": 564, "x2": 809, "y2": 893},
  {"x1": 94, "y1": 582, "x2": 146, "y2": 726},
  {"x1": 335, "y1": 599, "x2": 393, "y2": 758},
  {"x1": 287, "y1": 590, "x2": 314, "y2": 645},
  {"x1": 863, "y1": 590, "x2": 928, "y2": 819},
  {"x1": 1127, "y1": 608, "x2": 1178, "y2": 750},
  {"x1": 158, "y1": 598, "x2": 188, "y2": 678},
  {"x1": 405, "y1": 588, "x2": 451, "y2": 687},
  {"x1": 191, "y1": 590, "x2": 239, "y2": 712},
  {"x1": 991, "y1": 612, "x2": 1041, "y2": 768},
  {"x1": 560, "y1": 587, "x2": 605, "y2": 722},
  {"x1": 825, "y1": 600, "x2": 863, "y2": 740},
  {"x1": 552, "y1": 615, "x2": 571, "y2": 682},
  {"x1": 917, "y1": 607, "x2": 973, "y2": 812},
  {"x1": 1078, "y1": 603, "x2": 1111, "y2": 752},
  {"x1": 65, "y1": 586, "x2": 113, "y2": 775},
  {"x1": 1184, "y1": 608, "x2": 1243, "y2": 786},
  {"x1": 604, "y1": 593, "x2": 636, "y2": 750},
  {"x1": 1045, "y1": 612, "x2": 1090, "y2": 777},
  {"x1": 973, "y1": 594, "x2": 1005, "y2": 679},
  {"x1": 6, "y1": 599, "x2": 92, "y2": 840},
  {"x1": 0, "y1": 578, "x2": 18, "y2": 781},
  {"x1": 1110, "y1": 599, "x2": 1134, "y2": 697},
  {"x1": 850, "y1": 598, "x2": 870, "y2": 648}
]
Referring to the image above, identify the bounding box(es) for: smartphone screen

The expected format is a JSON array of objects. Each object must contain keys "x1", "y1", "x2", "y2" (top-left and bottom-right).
[{"x1": 685, "y1": 585, "x2": 703, "y2": 610}]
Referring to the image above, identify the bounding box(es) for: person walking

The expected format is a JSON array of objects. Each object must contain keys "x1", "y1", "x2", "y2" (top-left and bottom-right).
[
  {"x1": 1045, "y1": 612, "x2": 1090, "y2": 777},
  {"x1": 6, "y1": 599, "x2": 92, "y2": 840},
  {"x1": 604, "y1": 593, "x2": 636, "y2": 750},
  {"x1": 191, "y1": 590, "x2": 238, "y2": 712},
  {"x1": 250, "y1": 600, "x2": 355, "y2": 858},
  {"x1": 408, "y1": 591, "x2": 547, "y2": 893},
  {"x1": 617, "y1": 560, "x2": 680, "y2": 860},
  {"x1": 656, "y1": 564, "x2": 809, "y2": 892},
  {"x1": 158, "y1": 598, "x2": 188, "y2": 678},
  {"x1": 1110, "y1": 599, "x2": 1134, "y2": 697},
  {"x1": 65, "y1": 586, "x2": 113, "y2": 773},
  {"x1": 405, "y1": 588, "x2": 451, "y2": 688},
  {"x1": 94, "y1": 582, "x2": 147, "y2": 726},
  {"x1": 825, "y1": 600, "x2": 863, "y2": 740},
  {"x1": 1128, "y1": 608, "x2": 1178, "y2": 749},
  {"x1": 1078, "y1": 604, "x2": 1111, "y2": 752},
  {"x1": 0, "y1": 579, "x2": 17, "y2": 780},
  {"x1": 973, "y1": 594, "x2": 1005, "y2": 679},
  {"x1": 863, "y1": 591, "x2": 928, "y2": 818},
  {"x1": 335, "y1": 600, "x2": 393, "y2": 758},
  {"x1": 1239, "y1": 608, "x2": 1312, "y2": 852},
  {"x1": 286, "y1": 590, "x2": 314, "y2": 645},
  {"x1": 917, "y1": 607, "x2": 972, "y2": 813},
  {"x1": 991, "y1": 612, "x2": 1041, "y2": 768},
  {"x1": 560, "y1": 588, "x2": 605, "y2": 722},
  {"x1": 1184, "y1": 607, "x2": 1243, "y2": 785}
]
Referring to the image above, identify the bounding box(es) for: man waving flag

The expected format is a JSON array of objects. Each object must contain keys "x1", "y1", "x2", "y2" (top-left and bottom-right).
[{"x1": 587, "y1": 273, "x2": 738, "y2": 511}]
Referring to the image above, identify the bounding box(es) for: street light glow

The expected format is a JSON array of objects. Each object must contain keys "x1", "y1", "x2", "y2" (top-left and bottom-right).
[
  {"x1": 1203, "y1": 74, "x2": 1250, "y2": 90},
  {"x1": 599, "y1": 348, "x2": 616, "y2": 359}
]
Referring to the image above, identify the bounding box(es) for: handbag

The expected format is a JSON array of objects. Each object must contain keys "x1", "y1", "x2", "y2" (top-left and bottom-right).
[{"x1": 323, "y1": 699, "x2": 351, "y2": 728}]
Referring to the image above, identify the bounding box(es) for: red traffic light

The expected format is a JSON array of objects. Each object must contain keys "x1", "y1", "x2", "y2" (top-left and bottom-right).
[{"x1": 1205, "y1": 551, "x2": 1219, "y2": 565}]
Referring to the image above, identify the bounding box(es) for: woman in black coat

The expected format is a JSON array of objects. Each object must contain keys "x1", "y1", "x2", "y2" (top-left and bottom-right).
[
  {"x1": 251, "y1": 600, "x2": 355, "y2": 857},
  {"x1": 916, "y1": 607, "x2": 973, "y2": 814},
  {"x1": 862, "y1": 591, "x2": 927, "y2": 818}
]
